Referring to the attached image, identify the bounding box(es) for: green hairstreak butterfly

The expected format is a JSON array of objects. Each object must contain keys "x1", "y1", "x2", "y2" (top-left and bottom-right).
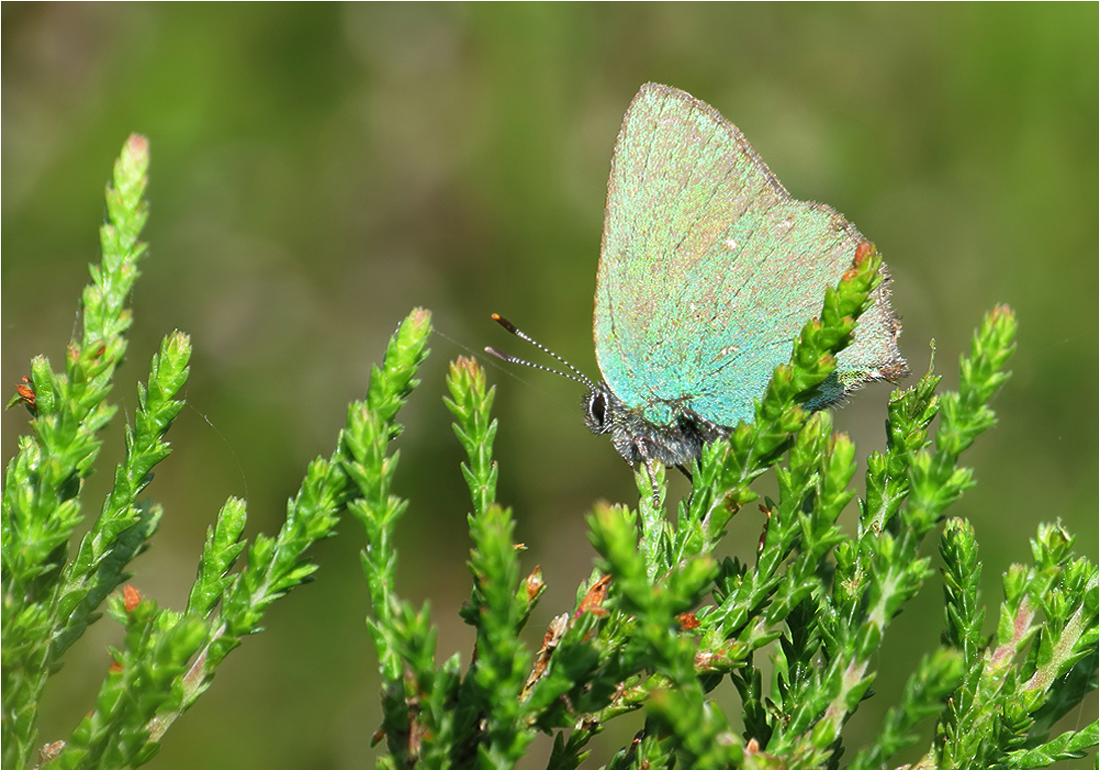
[{"x1": 489, "y1": 83, "x2": 906, "y2": 471}]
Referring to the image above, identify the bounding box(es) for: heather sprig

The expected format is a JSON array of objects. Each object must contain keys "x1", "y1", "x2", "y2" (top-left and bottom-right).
[{"x1": 3, "y1": 135, "x2": 165, "y2": 769}]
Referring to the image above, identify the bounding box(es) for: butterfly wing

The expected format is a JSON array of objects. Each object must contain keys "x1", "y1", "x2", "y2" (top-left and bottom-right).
[{"x1": 594, "y1": 83, "x2": 905, "y2": 428}]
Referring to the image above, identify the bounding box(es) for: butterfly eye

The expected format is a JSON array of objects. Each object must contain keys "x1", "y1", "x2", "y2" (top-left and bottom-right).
[{"x1": 589, "y1": 391, "x2": 607, "y2": 427}]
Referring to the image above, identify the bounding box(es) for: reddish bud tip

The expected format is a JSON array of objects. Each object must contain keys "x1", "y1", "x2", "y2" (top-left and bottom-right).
[
  {"x1": 16, "y1": 383, "x2": 35, "y2": 407},
  {"x1": 525, "y1": 567, "x2": 544, "y2": 601},
  {"x1": 126, "y1": 134, "x2": 150, "y2": 157},
  {"x1": 677, "y1": 612, "x2": 701, "y2": 631},
  {"x1": 123, "y1": 584, "x2": 142, "y2": 612},
  {"x1": 576, "y1": 574, "x2": 612, "y2": 617},
  {"x1": 450, "y1": 355, "x2": 481, "y2": 379},
  {"x1": 408, "y1": 306, "x2": 431, "y2": 329},
  {"x1": 854, "y1": 241, "x2": 875, "y2": 263}
]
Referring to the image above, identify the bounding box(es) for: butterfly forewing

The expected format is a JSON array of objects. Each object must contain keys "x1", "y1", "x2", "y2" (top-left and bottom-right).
[{"x1": 594, "y1": 83, "x2": 903, "y2": 428}]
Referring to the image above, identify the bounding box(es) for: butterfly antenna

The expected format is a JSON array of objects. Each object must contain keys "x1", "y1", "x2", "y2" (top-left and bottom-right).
[{"x1": 486, "y1": 313, "x2": 595, "y2": 388}]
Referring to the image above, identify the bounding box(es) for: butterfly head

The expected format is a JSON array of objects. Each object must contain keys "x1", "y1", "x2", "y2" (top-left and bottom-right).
[
  {"x1": 583, "y1": 380, "x2": 728, "y2": 470},
  {"x1": 582, "y1": 381, "x2": 617, "y2": 436}
]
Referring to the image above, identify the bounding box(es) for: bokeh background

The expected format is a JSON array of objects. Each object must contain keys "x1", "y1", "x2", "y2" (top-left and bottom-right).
[{"x1": 3, "y1": 4, "x2": 1096, "y2": 768}]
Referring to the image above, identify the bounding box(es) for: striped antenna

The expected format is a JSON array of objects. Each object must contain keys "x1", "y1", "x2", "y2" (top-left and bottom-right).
[{"x1": 485, "y1": 313, "x2": 595, "y2": 389}]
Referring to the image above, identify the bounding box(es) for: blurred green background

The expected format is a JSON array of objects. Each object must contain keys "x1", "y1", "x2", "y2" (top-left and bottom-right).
[{"x1": 3, "y1": 4, "x2": 1096, "y2": 768}]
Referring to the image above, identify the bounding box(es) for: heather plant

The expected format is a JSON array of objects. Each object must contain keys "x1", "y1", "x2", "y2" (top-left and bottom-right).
[
  {"x1": 2, "y1": 137, "x2": 1095, "y2": 770},
  {"x1": 2, "y1": 136, "x2": 351, "y2": 769}
]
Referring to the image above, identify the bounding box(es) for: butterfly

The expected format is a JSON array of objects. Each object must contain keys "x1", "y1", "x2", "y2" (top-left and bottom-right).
[{"x1": 489, "y1": 83, "x2": 906, "y2": 472}]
